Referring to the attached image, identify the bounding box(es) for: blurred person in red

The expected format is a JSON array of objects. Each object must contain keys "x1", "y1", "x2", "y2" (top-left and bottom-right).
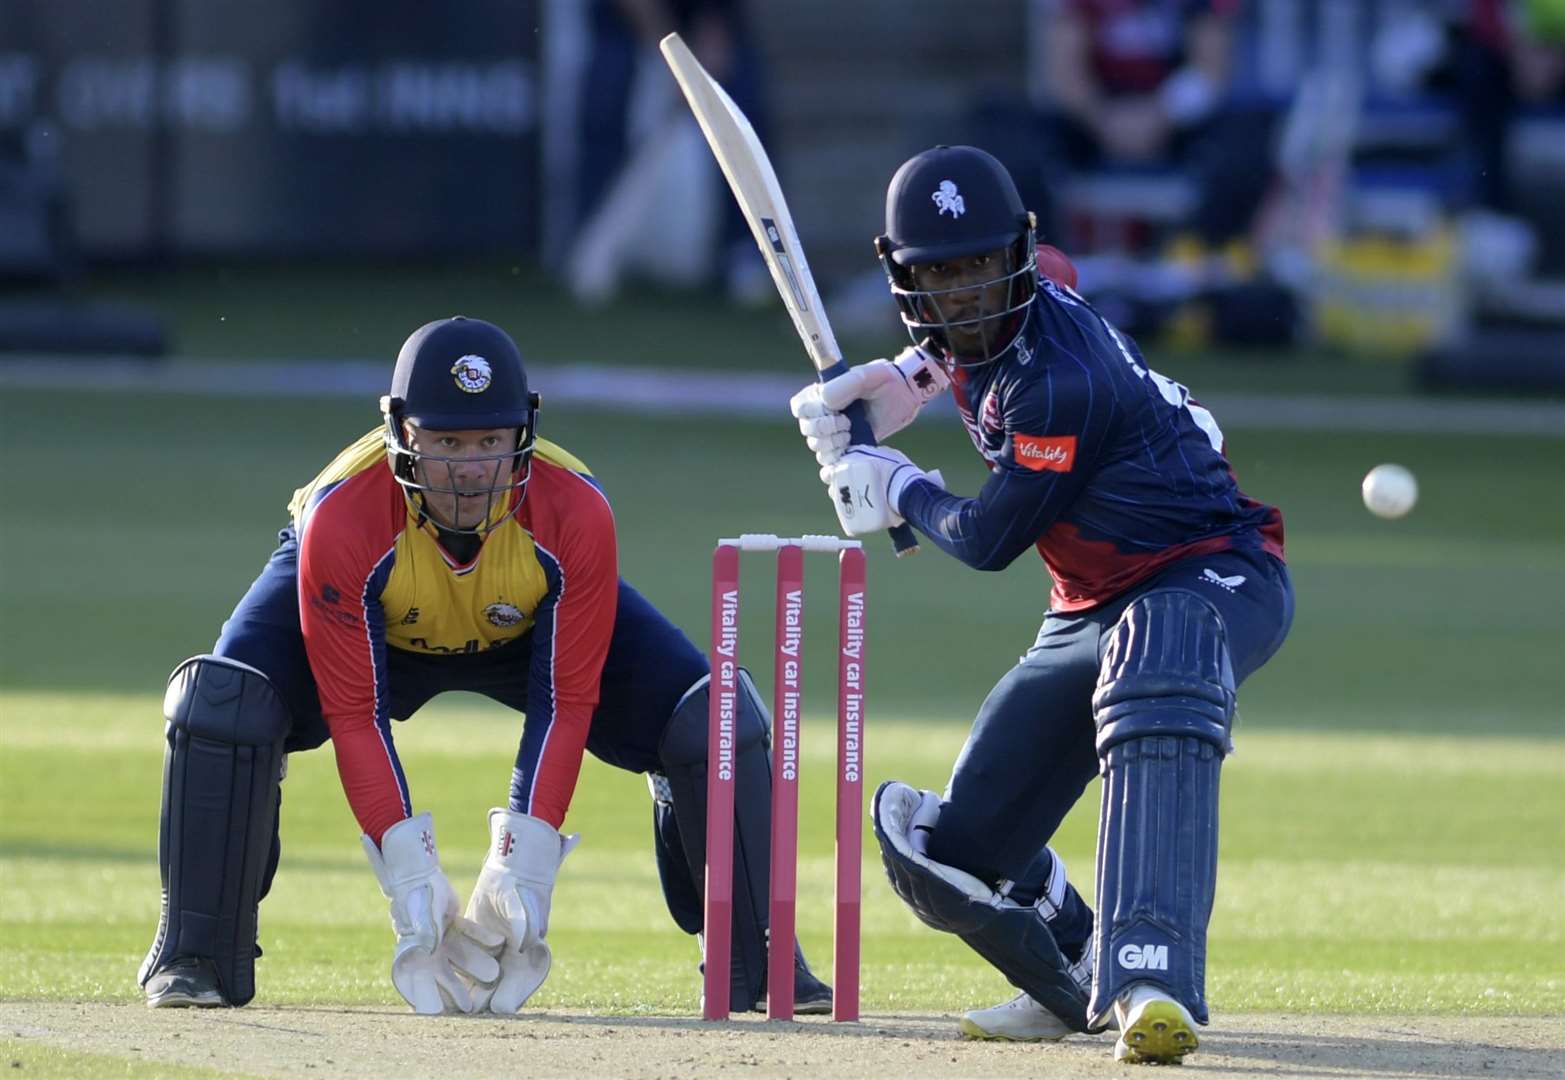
[
  {"x1": 1460, "y1": 0, "x2": 1565, "y2": 215},
  {"x1": 974, "y1": 0, "x2": 1276, "y2": 251}
]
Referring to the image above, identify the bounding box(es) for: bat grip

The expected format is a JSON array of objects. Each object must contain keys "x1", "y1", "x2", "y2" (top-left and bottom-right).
[{"x1": 840, "y1": 398, "x2": 920, "y2": 557}]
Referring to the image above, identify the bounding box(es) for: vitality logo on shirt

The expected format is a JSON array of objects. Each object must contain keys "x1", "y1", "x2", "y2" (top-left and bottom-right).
[{"x1": 1012, "y1": 434, "x2": 1076, "y2": 473}]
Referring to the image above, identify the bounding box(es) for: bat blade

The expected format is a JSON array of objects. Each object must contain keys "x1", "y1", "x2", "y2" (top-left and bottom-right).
[
  {"x1": 661, "y1": 32, "x2": 919, "y2": 556},
  {"x1": 659, "y1": 33, "x2": 840, "y2": 372}
]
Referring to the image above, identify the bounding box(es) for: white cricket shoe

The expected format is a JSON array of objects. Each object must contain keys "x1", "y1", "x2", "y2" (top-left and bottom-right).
[
  {"x1": 960, "y1": 991, "x2": 1076, "y2": 1042},
  {"x1": 1113, "y1": 984, "x2": 1199, "y2": 1064}
]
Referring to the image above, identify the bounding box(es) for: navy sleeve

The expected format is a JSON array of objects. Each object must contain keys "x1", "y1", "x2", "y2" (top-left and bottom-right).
[{"x1": 898, "y1": 362, "x2": 1114, "y2": 571}]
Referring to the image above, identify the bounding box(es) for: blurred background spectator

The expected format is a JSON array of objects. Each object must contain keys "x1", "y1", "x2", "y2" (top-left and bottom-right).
[
  {"x1": 1456, "y1": 0, "x2": 1565, "y2": 221},
  {"x1": 561, "y1": 0, "x2": 773, "y2": 305},
  {"x1": 973, "y1": 0, "x2": 1276, "y2": 257}
]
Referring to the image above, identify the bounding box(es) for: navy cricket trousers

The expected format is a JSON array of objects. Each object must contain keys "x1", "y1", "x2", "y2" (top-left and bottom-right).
[{"x1": 926, "y1": 547, "x2": 1295, "y2": 887}]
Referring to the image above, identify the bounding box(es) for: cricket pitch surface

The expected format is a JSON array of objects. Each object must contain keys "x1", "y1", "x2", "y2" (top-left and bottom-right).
[{"x1": 3, "y1": 1003, "x2": 1561, "y2": 1078}]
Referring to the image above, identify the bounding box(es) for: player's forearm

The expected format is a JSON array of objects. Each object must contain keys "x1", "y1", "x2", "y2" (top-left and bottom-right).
[
  {"x1": 331, "y1": 725, "x2": 413, "y2": 844},
  {"x1": 897, "y1": 475, "x2": 1047, "y2": 572},
  {"x1": 510, "y1": 573, "x2": 613, "y2": 827},
  {"x1": 507, "y1": 705, "x2": 591, "y2": 830}
]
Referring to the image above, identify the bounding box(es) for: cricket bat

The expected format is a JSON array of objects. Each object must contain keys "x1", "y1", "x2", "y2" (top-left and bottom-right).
[{"x1": 660, "y1": 32, "x2": 919, "y2": 557}]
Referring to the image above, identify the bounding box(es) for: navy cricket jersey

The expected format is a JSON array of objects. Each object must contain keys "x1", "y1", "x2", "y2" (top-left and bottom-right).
[{"x1": 898, "y1": 276, "x2": 1284, "y2": 612}]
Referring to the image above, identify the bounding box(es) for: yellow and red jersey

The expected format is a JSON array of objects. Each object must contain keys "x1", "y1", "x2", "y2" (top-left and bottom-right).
[{"x1": 287, "y1": 430, "x2": 617, "y2": 841}]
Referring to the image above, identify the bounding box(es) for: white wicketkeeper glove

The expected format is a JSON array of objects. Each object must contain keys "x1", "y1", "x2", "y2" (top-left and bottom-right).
[
  {"x1": 361, "y1": 812, "x2": 503, "y2": 1015},
  {"x1": 790, "y1": 347, "x2": 950, "y2": 467},
  {"x1": 823, "y1": 446, "x2": 944, "y2": 537},
  {"x1": 464, "y1": 808, "x2": 581, "y2": 1014}
]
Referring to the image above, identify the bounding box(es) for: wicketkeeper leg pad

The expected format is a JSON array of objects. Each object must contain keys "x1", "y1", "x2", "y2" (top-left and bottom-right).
[
  {"x1": 872, "y1": 781, "x2": 1091, "y2": 1033},
  {"x1": 138, "y1": 655, "x2": 290, "y2": 1007},
  {"x1": 647, "y1": 771, "x2": 703, "y2": 935},
  {"x1": 656, "y1": 670, "x2": 773, "y2": 1012},
  {"x1": 1089, "y1": 590, "x2": 1235, "y2": 1027}
]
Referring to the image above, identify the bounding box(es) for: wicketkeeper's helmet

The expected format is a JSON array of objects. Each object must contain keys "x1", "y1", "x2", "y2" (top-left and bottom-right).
[
  {"x1": 875, "y1": 145, "x2": 1038, "y2": 367},
  {"x1": 379, "y1": 316, "x2": 541, "y2": 535}
]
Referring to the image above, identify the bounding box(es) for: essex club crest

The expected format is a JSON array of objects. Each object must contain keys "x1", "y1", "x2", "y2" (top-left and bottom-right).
[
  {"x1": 485, "y1": 602, "x2": 525, "y2": 628},
  {"x1": 452, "y1": 355, "x2": 493, "y2": 393}
]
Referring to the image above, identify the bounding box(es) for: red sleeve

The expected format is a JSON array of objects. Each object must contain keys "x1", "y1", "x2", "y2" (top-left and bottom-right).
[
  {"x1": 509, "y1": 467, "x2": 619, "y2": 828},
  {"x1": 297, "y1": 468, "x2": 411, "y2": 842}
]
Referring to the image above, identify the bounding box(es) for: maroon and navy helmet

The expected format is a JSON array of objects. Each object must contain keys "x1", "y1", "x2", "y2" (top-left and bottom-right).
[
  {"x1": 379, "y1": 316, "x2": 541, "y2": 535},
  {"x1": 875, "y1": 145, "x2": 1038, "y2": 367}
]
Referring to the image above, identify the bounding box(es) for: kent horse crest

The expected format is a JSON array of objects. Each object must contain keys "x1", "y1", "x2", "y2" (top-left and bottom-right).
[{"x1": 932, "y1": 181, "x2": 965, "y2": 218}]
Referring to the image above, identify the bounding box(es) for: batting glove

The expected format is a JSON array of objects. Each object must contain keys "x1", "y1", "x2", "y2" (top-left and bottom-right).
[
  {"x1": 361, "y1": 812, "x2": 503, "y2": 1015},
  {"x1": 464, "y1": 809, "x2": 581, "y2": 1014},
  {"x1": 823, "y1": 446, "x2": 943, "y2": 537},
  {"x1": 790, "y1": 348, "x2": 950, "y2": 467}
]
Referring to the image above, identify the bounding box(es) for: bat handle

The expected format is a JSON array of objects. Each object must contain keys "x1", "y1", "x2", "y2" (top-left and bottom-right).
[{"x1": 840, "y1": 398, "x2": 920, "y2": 558}]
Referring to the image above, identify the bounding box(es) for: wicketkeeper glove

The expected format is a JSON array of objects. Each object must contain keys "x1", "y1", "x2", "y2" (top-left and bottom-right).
[
  {"x1": 790, "y1": 347, "x2": 950, "y2": 467},
  {"x1": 464, "y1": 808, "x2": 581, "y2": 1014},
  {"x1": 361, "y1": 812, "x2": 503, "y2": 1015}
]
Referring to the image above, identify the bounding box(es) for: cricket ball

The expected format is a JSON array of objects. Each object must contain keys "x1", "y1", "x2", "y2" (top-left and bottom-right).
[{"x1": 1362, "y1": 463, "x2": 1418, "y2": 519}]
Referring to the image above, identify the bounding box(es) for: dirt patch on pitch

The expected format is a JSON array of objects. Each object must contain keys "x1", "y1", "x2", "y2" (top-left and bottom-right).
[{"x1": 2, "y1": 1003, "x2": 1560, "y2": 1078}]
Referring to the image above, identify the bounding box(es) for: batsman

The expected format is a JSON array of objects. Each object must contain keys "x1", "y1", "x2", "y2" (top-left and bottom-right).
[
  {"x1": 790, "y1": 146, "x2": 1294, "y2": 1064},
  {"x1": 139, "y1": 315, "x2": 830, "y2": 1015}
]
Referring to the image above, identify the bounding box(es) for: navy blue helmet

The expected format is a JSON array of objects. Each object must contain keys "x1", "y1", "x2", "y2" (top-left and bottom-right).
[
  {"x1": 875, "y1": 145, "x2": 1038, "y2": 366},
  {"x1": 379, "y1": 316, "x2": 541, "y2": 534}
]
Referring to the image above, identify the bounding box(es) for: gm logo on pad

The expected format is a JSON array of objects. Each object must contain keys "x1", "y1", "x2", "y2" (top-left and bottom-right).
[{"x1": 1118, "y1": 943, "x2": 1169, "y2": 971}]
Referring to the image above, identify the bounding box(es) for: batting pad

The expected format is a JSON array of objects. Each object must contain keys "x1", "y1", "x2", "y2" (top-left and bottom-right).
[{"x1": 1088, "y1": 590, "x2": 1235, "y2": 1027}]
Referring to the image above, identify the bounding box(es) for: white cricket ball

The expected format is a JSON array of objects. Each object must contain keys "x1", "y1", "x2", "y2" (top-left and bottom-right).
[{"x1": 1362, "y1": 463, "x2": 1418, "y2": 519}]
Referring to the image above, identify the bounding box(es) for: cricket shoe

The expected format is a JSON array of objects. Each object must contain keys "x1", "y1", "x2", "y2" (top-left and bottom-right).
[
  {"x1": 959, "y1": 940, "x2": 1108, "y2": 1042},
  {"x1": 754, "y1": 942, "x2": 834, "y2": 1015},
  {"x1": 144, "y1": 956, "x2": 226, "y2": 1009},
  {"x1": 788, "y1": 943, "x2": 833, "y2": 1015},
  {"x1": 1113, "y1": 984, "x2": 1199, "y2": 1064},
  {"x1": 697, "y1": 938, "x2": 833, "y2": 1015},
  {"x1": 960, "y1": 991, "x2": 1078, "y2": 1042}
]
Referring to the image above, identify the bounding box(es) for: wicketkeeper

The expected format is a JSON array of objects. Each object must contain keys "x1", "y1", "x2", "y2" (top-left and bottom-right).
[{"x1": 139, "y1": 316, "x2": 829, "y2": 1015}]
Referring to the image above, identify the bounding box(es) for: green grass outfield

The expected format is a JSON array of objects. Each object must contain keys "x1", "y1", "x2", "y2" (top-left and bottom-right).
[
  {"x1": 3, "y1": 699, "x2": 1561, "y2": 1018},
  {"x1": 2, "y1": 385, "x2": 1563, "y2": 1023}
]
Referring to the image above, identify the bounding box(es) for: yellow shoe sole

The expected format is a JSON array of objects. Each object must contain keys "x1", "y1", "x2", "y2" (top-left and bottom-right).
[
  {"x1": 1114, "y1": 999, "x2": 1198, "y2": 1064},
  {"x1": 958, "y1": 1016, "x2": 1072, "y2": 1043}
]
